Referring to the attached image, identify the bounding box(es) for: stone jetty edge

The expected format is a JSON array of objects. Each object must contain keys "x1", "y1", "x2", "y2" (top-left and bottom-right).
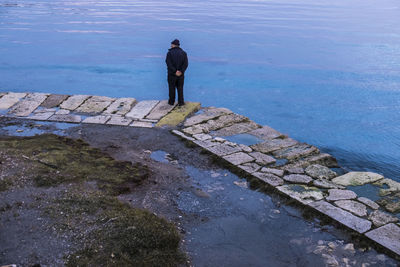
[{"x1": 0, "y1": 92, "x2": 399, "y2": 258}]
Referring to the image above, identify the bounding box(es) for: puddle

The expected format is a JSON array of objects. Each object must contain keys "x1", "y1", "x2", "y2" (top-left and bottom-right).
[
  {"x1": 1, "y1": 121, "x2": 77, "y2": 137},
  {"x1": 222, "y1": 133, "x2": 263, "y2": 146},
  {"x1": 150, "y1": 150, "x2": 170, "y2": 163},
  {"x1": 181, "y1": 165, "x2": 398, "y2": 266}
]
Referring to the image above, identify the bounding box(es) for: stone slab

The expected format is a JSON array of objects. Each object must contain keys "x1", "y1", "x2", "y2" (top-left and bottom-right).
[
  {"x1": 0, "y1": 92, "x2": 27, "y2": 110},
  {"x1": 283, "y1": 174, "x2": 313, "y2": 184},
  {"x1": 357, "y1": 197, "x2": 379, "y2": 210},
  {"x1": 171, "y1": 130, "x2": 195, "y2": 141},
  {"x1": 273, "y1": 144, "x2": 319, "y2": 161},
  {"x1": 130, "y1": 121, "x2": 154, "y2": 128},
  {"x1": 238, "y1": 163, "x2": 261, "y2": 174},
  {"x1": 48, "y1": 114, "x2": 81, "y2": 123},
  {"x1": 223, "y1": 152, "x2": 254, "y2": 165},
  {"x1": 146, "y1": 100, "x2": 176, "y2": 120},
  {"x1": 125, "y1": 100, "x2": 159, "y2": 119},
  {"x1": 183, "y1": 107, "x2": 232, "y2": 127},
  {"x1": 305, "y1": 164, "x2": 337, "y2": 180},
  {"x1": 248, "y1": 125, "x2": 284, "y2": 140},
  {"x1": 106, "y1": 115, "x2": 133, "y2": 126},
  {"x1": 305, "y1": 153, "x2": 338, "y2": 168},
  {"x1": 193, "y1": 139, "x2": 219, "y2": 148},
  {"x1": 60, "y1": 95, "x2": 90, "y2": 110},
  {"x1": 251, "y1": 138, "x2": 298, "y2": 153},
  {"x1": 249, "y1": 152, "x2": 276, "y2": 165},
  {"x1": 205, "y1": 144, "x2": 242, "y2": 157},
  {"x1": 193, "y1": 133, "x2": 212, "y2": 141},
  {"x1": 55, "y1": 109, "x2": 70, "y2": 115},
  {"x1": 211, "y1": 121, "x2": 260, "y2": 136},
  {"x1": 40, "y1": 94, "x2": 69, "y2": 108},
  {"x1": 9, "y1": 93, "x2": 48, "y2": 116},
  {"x1": 365, "y1": 223, "x2": 400, "y2": 255},
  {"x1": 28, "y1": 112, "x2": 55, "y2": 121},
  {"x1": 375, "y1": 178, "x2": 400, "y2": 196},
  {"x1": 368, "y1": 210, "x2": 399, "y2": 227},
  {"x1": 82, "y1": 115, "x2": 111, "y2": 124},
  {"x1": 103, "y1": 97, "x2": 137, "y2": 115},
  {"x1": 156, "y1": 102, "x2": 201, "y2": 127},
  {"x1": 277, "y1": 184, "x2": 324, "y2": 205},
  {"x1": 326, "y1": 189, "x2": 357, "y2": 201},
  {"x1": 75, "y1": 95, "x2": 115, "y2": 113},
  {"x1": 334, "y1": 200, "x2": 367, "y2": 217},
  {"x1": 332, "y1": 172, "x2": 384, "y2": 186},
  {"x1": 253, "y1": 172, "x2": 284, "y2": 187},
  {"x1": 313, "y1": 179, "x2": 344, "y2": 189},
  {"x1": 260, "y1": 167, "x2": 284, "y2": 177},
  {"x1": 309, "y1": 201, "x2": 372, "y2": 233}
]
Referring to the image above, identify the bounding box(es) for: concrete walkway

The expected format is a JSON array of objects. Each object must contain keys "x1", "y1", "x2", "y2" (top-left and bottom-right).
[{"x1": 1, "y1": 91, "x2": 399, "y2": 258}]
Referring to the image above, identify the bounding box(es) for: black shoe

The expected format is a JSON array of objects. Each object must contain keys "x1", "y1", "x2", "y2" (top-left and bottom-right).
[
  {"x1": 178, "y1": 102, "x2": 185, "y2": 106},
  {"x1": 168, "y1": 101, "x2": 174, "y2": 105}
]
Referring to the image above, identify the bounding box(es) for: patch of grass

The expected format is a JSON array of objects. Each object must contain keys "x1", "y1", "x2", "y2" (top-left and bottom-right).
[
  {"x1": 47, "y1": 191, "x2": 185, "y2": 266},
  {"x1": 0, "y1": 178, "x2": 12, "y2": 192},
  {"x1": 0, "y1": 134, "x2": 149, "y2": 195}
]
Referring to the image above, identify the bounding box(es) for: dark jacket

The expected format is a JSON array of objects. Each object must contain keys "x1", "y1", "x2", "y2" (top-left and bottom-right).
[{"x1": 166, "y1": 47, "x2": 188, "y2": 76}]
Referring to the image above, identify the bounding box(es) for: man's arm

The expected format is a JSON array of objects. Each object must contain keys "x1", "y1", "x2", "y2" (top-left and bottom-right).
[
  {"x1": 165, "y1": 52, "x2": 176, "y2": 73},
  {"x1": 182, "y1": 52, "x2": 188, "y2": 73}
]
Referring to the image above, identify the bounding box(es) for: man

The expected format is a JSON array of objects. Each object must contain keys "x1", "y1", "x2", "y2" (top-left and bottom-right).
[{"x1": 165, "y1": 39, "x2": 188, "y2": 106}]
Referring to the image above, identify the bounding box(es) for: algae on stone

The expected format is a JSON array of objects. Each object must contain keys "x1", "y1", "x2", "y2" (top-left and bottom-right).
[
  {"x1": 332, "y1": 172, "x2": 384, "y2": 187},
  {"x1": 156, "y1": 102, "x2": 201, "y2": 127}
]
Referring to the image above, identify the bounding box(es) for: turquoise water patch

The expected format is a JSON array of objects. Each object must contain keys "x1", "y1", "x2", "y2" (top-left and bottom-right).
[
  {"x1": 150, "y1": 150, "x2": 169, "y2": 163},
  {"x1": 223, "y1": 133, "x2": 263, "y2": 146}
]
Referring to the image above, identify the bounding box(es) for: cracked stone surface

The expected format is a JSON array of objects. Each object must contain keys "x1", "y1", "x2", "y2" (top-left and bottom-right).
[
  {"x1": 48, "y1": 114, "x2": 81, "y2": 123},
  {"x1": 193, "y1": 133, "x2": 212, "y2": 141},
  {"x1": 251, "y1": 138, "x2": 298, "y2": 153},
  {"x1": 273, "y1": 144, "x2": 319, "y2": 160},
  {"x1": 365, "y1": 223, "x2": 400, "y2": 255},
  {"x1": 253, "y1": 172, "x2": 284, "y2": 187},
  {"x1": 130, "y1": 121, "x2": 154, "y2": 128},
  {"x1": 248, "y1": 125, "x2": 284, "y2": 140},
  {"x1": 106, "y1": 115, "x2": 133, "y2": 126},
  {"x1": 357, "y1": 197, "x2": 379, "y2": 210},
  {"x1": 125, "y1": 100, "x2": 159, "y2": 119},
  {"x1": 40, "y1": 94, "x2": 69, "y2": 108},
  {"x1": 183, "y1": 107, "x2": 232, "y2": 127},
  {"x1": 332, "y1": 172, "x2": 384, "y2": 186},
  {"x1": 0, "y1": 92, "x2": 27, "y2": 110},
  {"x1": 103, "y1": 97, "x2": 136, "y2": 115},
  {"x1": 261, "y1": 167, "x2": 284, "y2": 177},
  {"x1": 249, "y1": 152, "x2": 276, "y2": 165},
  {"x1": 326, "y1": 189, "x2": 357, "y2": 201},
  {"x1": 305, "y1": 164, "x2": 337, "y2": 180},
  {"x1": 28, "y1": 112, "x2": 54, "y2": 120},
  {"x1": 75, "y1": 95, "x2": 115, "y2": 114},
  {"x1": 55, "y1": 109, "x2": 70, "y2": 115},
  {"x1": 204, "y1": 113, "x2": 249, "y2": 132},
  {"x1": 211, "y1": 121, "x2": 260, "y2": 136},
  {"x1": 283, "y1": 174, "x2": 313, "y2": 184},
  {"x1": 277, "y1": 184, "x2": 324, "y2": 204},
  {"x1": 368, "y1": 210, "x2": 399, "y2": 227},
  {"x1": 205, "y1": 144, "x2": 242, "y2": 156},
  {"x1": 60, "y1": 95, "x2": 90, "y2": 110},
  {"x1": 238, "y1": 163, "x2": 261, "y2": 174},
  {"x1": 223, "y1": 152, "x2": 254, "y2": 165},
  {"x1": 82, "y1": 115, "x2": 111, "y2": 124},
  {"x1": 9, "y1": 93, "x2": 48, "y2": 117},
  {"x1": 334, "y1": 200, "x2": 367, "y2": 217},
  {"x1": 309, "y1": 201, "x2": 372, "y2": 233},
  {"x1": 146, "y1": 100, "x2": 176, "y2": 120}
]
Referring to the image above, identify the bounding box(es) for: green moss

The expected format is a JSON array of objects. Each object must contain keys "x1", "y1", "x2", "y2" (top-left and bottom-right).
[
  {"x1": 0, "y1": 134, "x2": 149, "y2": 194},
  {"x1": 47, "y1": 191, "x2": 185, "y2": 266}
]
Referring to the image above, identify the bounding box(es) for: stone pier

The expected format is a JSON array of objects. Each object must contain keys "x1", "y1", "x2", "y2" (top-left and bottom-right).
[{"x1": 0, "y1": 91, "x2": 399, "y2": 258}]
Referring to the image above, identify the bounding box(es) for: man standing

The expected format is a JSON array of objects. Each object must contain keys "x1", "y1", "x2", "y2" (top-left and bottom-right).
[{"x1": 166, "y1": 39, "x2": 188, "y2": 106}]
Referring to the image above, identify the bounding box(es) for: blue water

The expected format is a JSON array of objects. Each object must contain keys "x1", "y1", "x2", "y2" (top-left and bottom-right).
[{"x1": 1, "y1": 0, "x2": 400, "y2": 179}]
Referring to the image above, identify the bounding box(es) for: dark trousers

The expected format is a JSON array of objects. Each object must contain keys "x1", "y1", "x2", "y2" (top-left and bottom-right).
[{"x1": 168, "y1": 74, "x2": 184, "y2": 105}]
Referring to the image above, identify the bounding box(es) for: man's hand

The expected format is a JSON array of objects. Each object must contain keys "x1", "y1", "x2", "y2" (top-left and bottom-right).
[{"x1": 176, "y1": 70, "x2": 182, "y2": 77}]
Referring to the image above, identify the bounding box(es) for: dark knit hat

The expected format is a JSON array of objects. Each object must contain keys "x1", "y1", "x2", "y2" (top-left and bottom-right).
[{"x1": 171, "y1": 39, "x2": 180, "y2": 46}]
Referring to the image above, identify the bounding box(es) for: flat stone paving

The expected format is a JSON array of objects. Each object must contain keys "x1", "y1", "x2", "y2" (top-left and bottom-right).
[{"x1": 0, "y1": 91, "x2": 399, "y2": 258}]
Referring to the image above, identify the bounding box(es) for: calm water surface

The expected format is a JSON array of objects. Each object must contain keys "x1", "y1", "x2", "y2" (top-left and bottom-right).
[{"x1": 1, "y1": 0, "x2": 400, "y2": 180}]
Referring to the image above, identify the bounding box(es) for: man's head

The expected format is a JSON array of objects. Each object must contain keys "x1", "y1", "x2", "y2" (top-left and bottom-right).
[{"x1": 171, "y1": 39, "x2": 180, "y2": 48}]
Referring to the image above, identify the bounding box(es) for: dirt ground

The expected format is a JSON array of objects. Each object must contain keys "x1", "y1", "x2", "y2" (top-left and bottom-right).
[{"x1": 0, "y1": 118, "x2": 217, "y2": 266}]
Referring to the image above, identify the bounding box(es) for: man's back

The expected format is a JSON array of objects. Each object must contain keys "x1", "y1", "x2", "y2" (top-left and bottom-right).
[{"x1": 166, "y1": 47, "x2": 188, "y2": 75}]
